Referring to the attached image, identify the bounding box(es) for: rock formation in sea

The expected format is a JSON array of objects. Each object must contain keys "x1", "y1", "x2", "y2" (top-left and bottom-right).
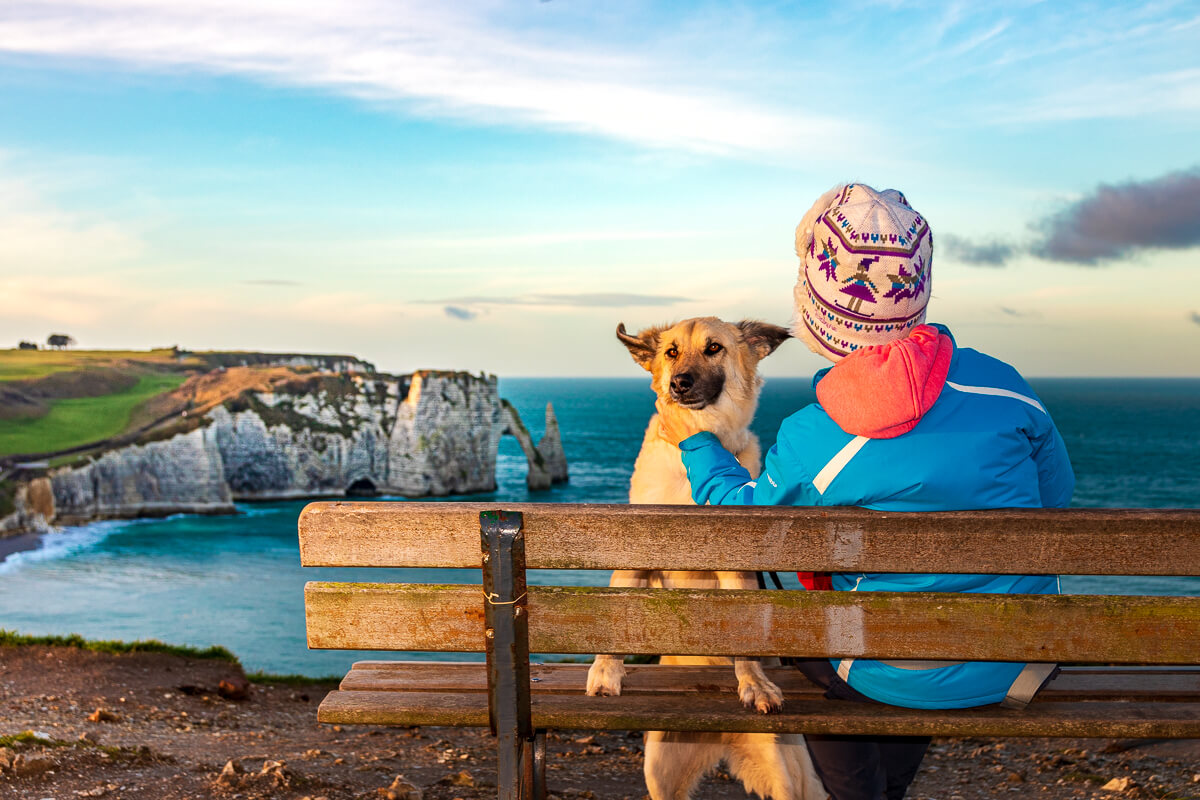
[{"x1": 1, "y1": 370, "x2": 566, "y2": 532}]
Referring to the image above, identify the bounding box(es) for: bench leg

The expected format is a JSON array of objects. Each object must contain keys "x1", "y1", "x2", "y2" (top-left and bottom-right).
[
  {"x1": 481, "y1": 510, "x2": 535, "y2": 800},
  {"x1": 531, "y1": 730, "x2": 547, "y2": 800}
]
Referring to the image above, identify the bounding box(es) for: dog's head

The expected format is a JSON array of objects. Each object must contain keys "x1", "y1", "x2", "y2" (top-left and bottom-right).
[{"x1": 616, "y1": 317, "x2": 790, "y2": 422}]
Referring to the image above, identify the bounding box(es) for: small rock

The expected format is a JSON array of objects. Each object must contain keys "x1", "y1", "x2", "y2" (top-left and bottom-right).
[
  {"x1": 1101, "y1": 776, "x2": 1134, "y2": 792},
  {"x1": 88, "y1": 708, "x2": 121, "y2": 723},
  {"x1": 444, "y1": 770, "x2": 474, "y2": 787},
  {"x1": 301, "y1": 748, "x2": 327, "y2": 759},
  {"x1": 573, "y1": 735, "x2": 595, "y2": 744},
  {"x1": 383, "y1": 774, "x2": 423, "y2": 800},
  {"x1": 0, "y1": 746, "x2": 15, "y2": 771},
  {"x1": 78, "y1": 731, "x2": 101, "y2": 744},
  {"x1": 13, "y1": 754, "x2": 55, "y2": 777},
  {"x1": 218, "y1": 676, "x2": 251, "y2": 701},
  {"x1": 257, "y1": 759, "x2": 295, "y2": 788},
  {"x1": 214, "y1": 758, "x2": 244, "y2": 786}
]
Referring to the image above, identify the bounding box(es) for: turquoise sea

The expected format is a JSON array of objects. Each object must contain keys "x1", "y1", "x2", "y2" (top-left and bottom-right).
[{"x1": 1, "y1": 378, "x2": 1198, "y2": 676}]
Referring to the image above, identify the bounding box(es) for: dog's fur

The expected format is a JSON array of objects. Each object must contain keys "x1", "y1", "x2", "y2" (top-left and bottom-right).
[{"x1": 586, "y1": 317, "x2": 826, "y2": 800}]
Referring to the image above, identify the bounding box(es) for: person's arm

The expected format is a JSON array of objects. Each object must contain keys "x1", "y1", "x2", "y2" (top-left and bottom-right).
[
  {"x1": 1031, "y1": 423, "x2": 1075, "y2": 508},
  {"x1": 678, "y1": 431, "x2": 821, "y2": 507}
]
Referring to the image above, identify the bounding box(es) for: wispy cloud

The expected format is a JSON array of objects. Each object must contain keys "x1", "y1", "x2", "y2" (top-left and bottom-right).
[
  {"x1": 444, "y1": 305, "x2": 478, "y2": 321},
  {"x1": 434, "y1": 292, "x2": 690, "y2": 308},
  {"x1": 941, "y1": 234, "x2": 1017, "y2": 267},
  {"x1": 1001, "y1": 69, "x2": 1200, "y2": 124},
  {"x1": 242, "y1": 279, "x2": 302, "y2": 287},
  {"x1": 1190, "y1": 311, "x2": 1200, "y2": 327},
  {"x1": 398, "y1": 230, "x2": 706, "y2": 249},
  {"x1": 0, "y1": 1, "x2": 855, "y2": 157},
  {"x1": 1033, "y1": 167, "x2": 1200, "y2": 264}
]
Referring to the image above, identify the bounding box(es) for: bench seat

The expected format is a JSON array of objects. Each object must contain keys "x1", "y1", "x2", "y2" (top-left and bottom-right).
[{"x1": 319, "y1": 662, "x2": 1200, "y2": 739}]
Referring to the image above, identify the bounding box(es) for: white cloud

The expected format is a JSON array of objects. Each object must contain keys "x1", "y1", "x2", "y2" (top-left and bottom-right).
[
  {"x1": 0, "y1": 0, "x2": 859, "y2": 158},
  {"x1": 1004, "y1": 69, "x2": 1200, "y2": 123}
]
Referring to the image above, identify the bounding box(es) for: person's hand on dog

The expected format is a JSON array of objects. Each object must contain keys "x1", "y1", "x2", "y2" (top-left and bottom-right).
[{"x1": 656, "y1": 398, "x2": 708, "y2": 446}]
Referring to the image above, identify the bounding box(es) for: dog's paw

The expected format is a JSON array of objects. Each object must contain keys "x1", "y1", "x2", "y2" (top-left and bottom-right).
[
  {"x1": 738, "y1": 675, "x2": 784, "y2": 714},
  {"x1": 585, "y1": 658, "x2": 626, "y2": 697}
]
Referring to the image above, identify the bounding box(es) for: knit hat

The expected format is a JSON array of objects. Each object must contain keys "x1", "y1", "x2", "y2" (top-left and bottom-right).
[{"x1": 793, "y1": 183, "x2": 933, "y2": 360}]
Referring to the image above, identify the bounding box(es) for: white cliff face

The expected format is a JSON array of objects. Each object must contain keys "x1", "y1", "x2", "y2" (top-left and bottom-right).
[
  {"x1": 1, "y1": 370, "x2": 565, "y2": 533},
  {"x1": 386, "y1": 372, "x2": 502, "y2": 496},
  {"x1": 49, "y1": 426, "x2": 234, "y2": 523}
]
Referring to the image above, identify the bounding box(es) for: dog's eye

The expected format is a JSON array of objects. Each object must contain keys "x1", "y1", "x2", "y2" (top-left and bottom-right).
[
  {"x1": 665, "y1": 347, "x2": 679, "y2": 359},
  {"x1": 705, "y1": 342, "x2": 723, "y2": 355}
]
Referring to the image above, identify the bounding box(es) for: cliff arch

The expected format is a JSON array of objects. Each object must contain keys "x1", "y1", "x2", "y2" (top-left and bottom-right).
[
  {"x1": 345, "y1": 477, "x2": 379, "y2": 497},
  {"x1": 500, "y1": 401, "x2": 569, "y2": 491}
]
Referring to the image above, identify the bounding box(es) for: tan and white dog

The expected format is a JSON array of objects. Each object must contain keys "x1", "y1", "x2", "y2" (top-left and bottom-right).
[{"x1": 586, "y1": 317, "x2": 826, "y2": 800}]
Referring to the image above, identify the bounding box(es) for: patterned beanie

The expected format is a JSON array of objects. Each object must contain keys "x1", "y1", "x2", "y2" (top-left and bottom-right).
[{"x1": 793, "y1": 183, "x2": 933, "y2": 360}]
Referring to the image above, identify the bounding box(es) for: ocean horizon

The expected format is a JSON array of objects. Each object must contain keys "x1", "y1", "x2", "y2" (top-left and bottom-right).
[{"x1": 1, "y1": 376, "x2": 1197, "y2": 676}]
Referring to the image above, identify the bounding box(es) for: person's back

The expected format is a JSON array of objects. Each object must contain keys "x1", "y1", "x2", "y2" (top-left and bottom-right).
[{"x1": 660, "y1": 183, "x2": 1076, "y2": 799}]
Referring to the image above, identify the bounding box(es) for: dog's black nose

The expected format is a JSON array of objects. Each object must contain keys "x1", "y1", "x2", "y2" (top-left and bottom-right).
[{"x1": 671, "y1": 372, "x2": 694, "y2": 394}]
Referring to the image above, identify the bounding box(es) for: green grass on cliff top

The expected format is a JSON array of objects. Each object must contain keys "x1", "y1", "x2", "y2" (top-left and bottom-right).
[
  {"x1": 0, "y1": 348, "x2": 186, "y2": 382},
  {"x1": 0, "y1": 372, "x2": 185, "y2": 457}
]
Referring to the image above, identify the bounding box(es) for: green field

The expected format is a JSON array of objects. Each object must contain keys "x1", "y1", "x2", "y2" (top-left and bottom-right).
[
  {"x1": 0, "y1": 348, "x2": 188, "y2": 382},
  {"x1": 0, "y1": 373, "x2": 185, "y2": 457}
]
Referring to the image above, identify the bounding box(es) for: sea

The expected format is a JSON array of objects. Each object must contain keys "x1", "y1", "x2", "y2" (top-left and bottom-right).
[{"x1": 1, "y1": 377, "x2": 1197, "y2": 677}]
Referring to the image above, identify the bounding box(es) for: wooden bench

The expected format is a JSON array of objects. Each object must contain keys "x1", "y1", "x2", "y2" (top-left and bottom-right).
[{"x1": 299, "y1": 502, "x2": 1200, "y2": 799}]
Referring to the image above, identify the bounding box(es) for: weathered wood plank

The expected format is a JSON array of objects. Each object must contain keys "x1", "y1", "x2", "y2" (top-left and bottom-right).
[
  {"x1": 338, "y1": 662, "x2": 1200, "y2": 701},
  {"x1": 298, "y1": 502, "x2": 1200, "y2": 574},
  {"x1": 304, "y1": 583, "x2": 1200, "y2": 664},
  {"x1": 317, "y1": 690, "x2": 1200, "y2": 739}
]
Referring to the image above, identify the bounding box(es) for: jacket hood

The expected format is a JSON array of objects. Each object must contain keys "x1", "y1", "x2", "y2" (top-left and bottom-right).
[{"x1": 814, "y1": 324, "x2": 953, "y2": 439}]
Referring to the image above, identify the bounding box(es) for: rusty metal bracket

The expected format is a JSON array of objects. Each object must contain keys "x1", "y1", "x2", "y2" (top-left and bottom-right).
[{"x1": 481, "y1": 510, "x2": 534, "y2": 799}]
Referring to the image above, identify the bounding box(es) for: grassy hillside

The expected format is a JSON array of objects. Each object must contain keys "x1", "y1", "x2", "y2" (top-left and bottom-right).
[
  {"x1": 0, "y1": 372, "x2": 185, "y2": 457},
  {"x1": 0, "y1": 348, "x2": 192, "y2": 382}
]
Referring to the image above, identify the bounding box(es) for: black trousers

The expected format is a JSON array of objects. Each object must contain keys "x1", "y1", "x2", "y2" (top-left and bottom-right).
[{"x1": 792, "y1": 659, "x2": 930, "y2": 800}]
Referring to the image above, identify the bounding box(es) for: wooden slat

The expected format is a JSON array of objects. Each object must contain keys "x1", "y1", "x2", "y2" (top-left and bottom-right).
[
  {"x1": 317, "y1": 690, "x2": 1200, "y2": 739},
  {"x1": 298, "y1": 501, "x2": 1200, "y2": 575},
  {"x1": 304, "y1": 583, "x2": 1200, "y2": 664},
  {"x1": 338, "y1": 662, "x2": 1200, "y2": 701}
]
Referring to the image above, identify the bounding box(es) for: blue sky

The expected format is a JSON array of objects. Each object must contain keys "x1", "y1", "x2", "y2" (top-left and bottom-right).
[{"x1": 1, "y1": 0, "x2": 1198, "y2": 377}]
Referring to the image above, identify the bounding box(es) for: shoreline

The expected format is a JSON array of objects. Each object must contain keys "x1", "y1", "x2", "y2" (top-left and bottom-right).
[{"x1": 0, "y1": 530, "x2": 43, "y2": 563}]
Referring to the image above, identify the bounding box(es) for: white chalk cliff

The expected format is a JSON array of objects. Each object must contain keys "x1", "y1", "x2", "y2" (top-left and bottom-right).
[{"x1": 4, "y1": 370, "x2": 566, "y2": 530}]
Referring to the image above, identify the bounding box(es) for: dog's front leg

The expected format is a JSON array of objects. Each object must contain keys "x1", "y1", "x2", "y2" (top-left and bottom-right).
[
  {"x1": 718, "y1": 571, "x2": 785, "y2": 714},
  {"x1": 586, "y1": 569, "x2": 649, "y2": 697}
]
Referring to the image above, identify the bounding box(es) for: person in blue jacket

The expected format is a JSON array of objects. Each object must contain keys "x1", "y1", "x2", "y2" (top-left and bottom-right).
[{"x1": 658, "y1": 183, "x2": 1075, "y2": 800}]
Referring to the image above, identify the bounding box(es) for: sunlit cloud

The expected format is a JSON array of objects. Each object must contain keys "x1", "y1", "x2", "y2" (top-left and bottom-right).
[
  {"x1": 398, "y1": 230, "x2": 707, "y2": 249},
  {"x1": 433, "y1": 292, "x2": 690, "y2": 308},
  {"x1": 1033, "y1": 167, "x2": 1200, "y2": 264},
  {"x1": 941, "y1": 234, "x2": 1018, "y2": 267},
  {"x1": 0, "y1": 0, "x2": 857, "y2": 158},
  {"x1": 444, "y1": 306, "x2": 478, "y2": 321}
]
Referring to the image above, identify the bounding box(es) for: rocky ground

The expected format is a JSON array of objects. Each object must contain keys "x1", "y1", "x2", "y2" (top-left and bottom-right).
[{"x1": 1, "y1": 645, "x2": 1196, "y2": 800}]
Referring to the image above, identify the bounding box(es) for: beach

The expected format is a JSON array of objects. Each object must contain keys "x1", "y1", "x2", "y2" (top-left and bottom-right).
[{"x1": 0, "y1": 532, "x2": 41, "y2": 564}]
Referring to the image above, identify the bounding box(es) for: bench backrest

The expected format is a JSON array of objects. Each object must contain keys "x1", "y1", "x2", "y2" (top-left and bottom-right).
[{"x1": 300, "y1": 502, "x2": 1200, "y2": 666}]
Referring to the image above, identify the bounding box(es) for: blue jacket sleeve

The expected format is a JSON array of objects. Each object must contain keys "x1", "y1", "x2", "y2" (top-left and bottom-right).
[
  {"x1": 679, "y1": 431, "x2": 821, "y2": 506},
  {"x1": 1031, "y1": 423, "x2": 1075, "y2": 508}
]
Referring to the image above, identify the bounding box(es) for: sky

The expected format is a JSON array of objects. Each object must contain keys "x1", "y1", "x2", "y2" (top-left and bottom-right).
[{"x1": 1, "y1": 0, "x2": 1198, "y2": 378}]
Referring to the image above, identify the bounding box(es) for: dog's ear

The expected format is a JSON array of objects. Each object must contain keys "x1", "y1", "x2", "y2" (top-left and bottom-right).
[
  {"x1": 616, "y1": 322, "x2": 660, "y2": 371},
  {"x1": 738, "y1": 320, "x2": 791, "y2": 361}
]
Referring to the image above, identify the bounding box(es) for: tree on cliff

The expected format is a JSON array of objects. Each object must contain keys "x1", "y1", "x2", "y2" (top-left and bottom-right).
[{"x1": 47, "y1": 334, "x2": 76, "y2": 349}]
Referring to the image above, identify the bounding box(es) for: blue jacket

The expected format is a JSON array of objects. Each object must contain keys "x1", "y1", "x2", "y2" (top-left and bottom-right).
[{"x1": 679, "y1": 325, "x2": 1075, "y2": 709}]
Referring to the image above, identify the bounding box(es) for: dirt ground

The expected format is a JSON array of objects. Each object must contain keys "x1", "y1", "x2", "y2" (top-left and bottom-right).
[{"x1": 1, "y1": 645, "x2": 1196, "y2": 800}]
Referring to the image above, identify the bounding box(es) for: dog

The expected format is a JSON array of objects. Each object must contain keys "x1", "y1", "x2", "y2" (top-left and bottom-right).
[{"x1": 586, "y1": 316, "x2": 826, "y2": 800}]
